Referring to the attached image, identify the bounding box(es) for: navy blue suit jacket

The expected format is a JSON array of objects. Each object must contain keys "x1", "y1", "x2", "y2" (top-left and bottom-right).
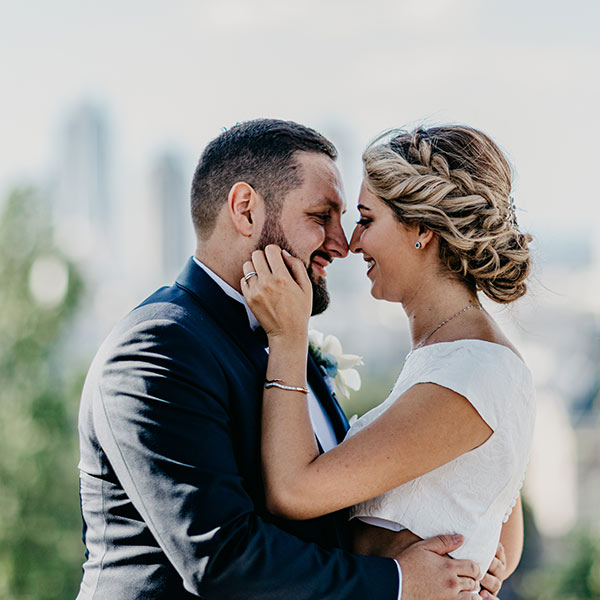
[{"x1": 77, "y1": 258, "x2": 398, "y2": 599}]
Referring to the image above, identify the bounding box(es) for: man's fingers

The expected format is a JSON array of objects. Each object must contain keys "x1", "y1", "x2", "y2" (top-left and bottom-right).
[
  {"x1": 418, "y1": 534, "x2": 465, "y2": 556},
  {"x1": 457, "y1": 576, "x2": 480, "y2": 592},
  {"x1": 452, "y1": 558, "x2": 482, "y2": 582}
]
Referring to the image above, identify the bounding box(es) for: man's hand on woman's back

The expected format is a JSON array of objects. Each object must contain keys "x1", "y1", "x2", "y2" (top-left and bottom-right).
[{"x1": 396, "y1": 534, "x2": 482, "y2": 600}]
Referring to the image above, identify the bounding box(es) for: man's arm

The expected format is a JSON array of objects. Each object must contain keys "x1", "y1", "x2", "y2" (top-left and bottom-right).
[{"x1": 92, "y1": 319, "x2": 398, "y2": 599}]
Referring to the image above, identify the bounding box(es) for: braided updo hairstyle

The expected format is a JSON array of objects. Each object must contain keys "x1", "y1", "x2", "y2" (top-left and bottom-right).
[{"x1": 362, "y1": 125, "x2": 532, "y2": 303}]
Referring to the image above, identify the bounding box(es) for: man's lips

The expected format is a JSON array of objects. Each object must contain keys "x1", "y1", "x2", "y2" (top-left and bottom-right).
[{"x1": 311, "y1": 255, "x2": 331, "y2": 278}]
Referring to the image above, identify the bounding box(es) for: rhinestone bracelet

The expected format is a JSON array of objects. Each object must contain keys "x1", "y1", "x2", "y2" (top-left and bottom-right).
[{"x1": 265, "y1": 379, "x2": 309, "y2": 394}]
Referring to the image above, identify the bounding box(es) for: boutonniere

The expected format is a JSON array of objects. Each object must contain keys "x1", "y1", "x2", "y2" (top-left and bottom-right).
[{"x1": 308, "y1": 328, "x2": 363, "y2": 400}]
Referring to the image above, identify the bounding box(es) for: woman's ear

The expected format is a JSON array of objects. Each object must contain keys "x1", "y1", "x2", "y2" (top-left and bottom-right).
[
  {"x1": 416, "y1": 227, "x2": 435, "y2": 250},
  {"x1": 228, "y1": 182, "x2": 261, "y2": 237}
]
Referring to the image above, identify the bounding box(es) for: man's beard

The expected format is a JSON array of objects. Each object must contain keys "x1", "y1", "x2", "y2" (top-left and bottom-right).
[{"x1": 257, "y1": 216, "x2": 330, "y2": 316}]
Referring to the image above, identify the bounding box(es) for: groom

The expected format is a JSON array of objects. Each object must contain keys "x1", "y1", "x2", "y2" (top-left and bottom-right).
[{"x1": 77, "y1": 119, "x2": 488, "y2": 599}]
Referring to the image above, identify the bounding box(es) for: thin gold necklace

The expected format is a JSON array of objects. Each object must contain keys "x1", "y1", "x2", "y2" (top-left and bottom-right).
[{"x1": 410, "y1": 303, "x2": 483, "y2": 354}]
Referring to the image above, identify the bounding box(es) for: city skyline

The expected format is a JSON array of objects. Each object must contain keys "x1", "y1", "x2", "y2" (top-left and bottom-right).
[{"x1": 2, "y1": 1, "x2": 599, "y2": 236}]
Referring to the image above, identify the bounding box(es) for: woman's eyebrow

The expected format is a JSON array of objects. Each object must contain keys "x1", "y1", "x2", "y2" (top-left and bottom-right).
[{"x1": 357, "y1": 204, "x2": 371, "y2": 212}]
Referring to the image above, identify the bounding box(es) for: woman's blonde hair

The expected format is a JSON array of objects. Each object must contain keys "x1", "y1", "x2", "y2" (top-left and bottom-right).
[{"x1": 362, "y1": 125, "x2": 532, "y2": 303}]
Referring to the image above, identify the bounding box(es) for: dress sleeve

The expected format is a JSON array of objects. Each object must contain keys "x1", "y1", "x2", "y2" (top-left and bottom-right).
[{"x1": 408, "y1": 343, "x2": 508, "y2": 432}]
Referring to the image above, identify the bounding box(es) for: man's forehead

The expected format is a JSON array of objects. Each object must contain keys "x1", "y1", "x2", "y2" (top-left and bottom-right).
[{"x1": 297, "y1": 153, "x2": 346, "y2": 210}]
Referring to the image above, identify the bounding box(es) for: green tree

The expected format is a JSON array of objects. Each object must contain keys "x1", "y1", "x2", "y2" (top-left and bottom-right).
[
  {"x1": 521, "y1": 530, "x2": 600, "y2": 600},
  {"x1": 0, "y1": 188, "x2": 85, "y2": 599}
]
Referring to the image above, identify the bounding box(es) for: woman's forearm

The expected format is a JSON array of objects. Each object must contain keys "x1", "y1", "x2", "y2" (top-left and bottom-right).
[
  {"x1": 499, "y1": 496, "x2": 524, "y2": 578},
  {"x1": 262, "y1": 334, "x2": 321, "y2": 517}
]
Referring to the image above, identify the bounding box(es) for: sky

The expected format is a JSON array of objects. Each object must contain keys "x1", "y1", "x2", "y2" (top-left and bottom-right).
[{"x1": 2, "y1": 0, "x2": 599, "y2": 240}]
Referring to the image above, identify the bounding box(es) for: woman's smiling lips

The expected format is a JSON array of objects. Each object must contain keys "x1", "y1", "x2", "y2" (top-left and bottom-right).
[{"x1": 364, "y1": 256, "x2": 376, "y2": 277}]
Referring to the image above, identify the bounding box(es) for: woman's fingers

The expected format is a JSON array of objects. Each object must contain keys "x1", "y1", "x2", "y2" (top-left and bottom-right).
[
  {"x1": 495, "y1": 543, "x2": 507, "y2": 570},
  {"x1": 281, "y1": 248, "x2": 312, "y2": 293},
  {"x1": 242, "y1": 260, "x2": 255, "y2": 277},
  {"x1": 480, "y1": 561, "x2": 502, "y2": 594},
  {"x1": 251, "y1": 248, "x2": 272, "y2": 278},
  {"x1": 481, "y1": 542, "x2": 505, "y2": 595},
  {"x1": 263, "y1": 245, "x2": 310, "y2": 293},
  {"x1": 263, "y1": 245, "x2": 288, "y2": 277}
]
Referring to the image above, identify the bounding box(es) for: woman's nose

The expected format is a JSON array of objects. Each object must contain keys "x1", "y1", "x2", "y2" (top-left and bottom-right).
[{"x1": 349, "y1": 226, "x2": 362, "y2": 254}]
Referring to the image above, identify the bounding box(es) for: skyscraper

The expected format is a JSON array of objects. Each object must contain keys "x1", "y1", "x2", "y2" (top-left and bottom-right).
[
  {"x1": 149, "y1": 150, "x2": 192, "y2": 282},
  {"x1": 53, "y1": 102, "x2": 114, "y2": 270}
]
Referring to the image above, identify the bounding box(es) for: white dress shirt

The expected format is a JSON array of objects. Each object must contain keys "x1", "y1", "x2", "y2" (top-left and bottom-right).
[{"x1": 192, "y1": 257, "x2": 402, "y2": 598}]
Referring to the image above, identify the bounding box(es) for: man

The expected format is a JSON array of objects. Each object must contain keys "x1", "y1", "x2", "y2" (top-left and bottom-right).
[{"x1": 77, "y1": 119, "x2": 496, "y2": 599}]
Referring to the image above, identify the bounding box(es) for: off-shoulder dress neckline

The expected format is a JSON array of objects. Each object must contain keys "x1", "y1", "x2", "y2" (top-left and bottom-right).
[{"x1": 405, "y1": 338, "x2": 526, "y2": 366}]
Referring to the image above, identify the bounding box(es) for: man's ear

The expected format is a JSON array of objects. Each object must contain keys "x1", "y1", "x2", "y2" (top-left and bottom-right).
[{"x1": 228, "y1": 182, "x2": 261, "y2": 237}]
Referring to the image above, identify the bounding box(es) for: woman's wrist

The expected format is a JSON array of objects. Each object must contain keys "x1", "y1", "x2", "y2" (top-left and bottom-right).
[
  {"x1": 266, "y1": 335, "x2": 308, "y2": 384},
  {"x1": 267, "y1": 331, "x2": 308, "y2": 351}
]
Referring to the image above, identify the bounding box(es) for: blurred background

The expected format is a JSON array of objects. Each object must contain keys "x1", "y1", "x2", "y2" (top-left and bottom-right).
[{"x1": 1, "y1": 1, "x2": 599, "y2": 598}]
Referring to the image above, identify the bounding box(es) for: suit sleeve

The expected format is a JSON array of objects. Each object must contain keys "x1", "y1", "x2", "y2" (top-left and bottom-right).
[{"x1": 92, "y1": 319, "x2": 399, "y2": 599}]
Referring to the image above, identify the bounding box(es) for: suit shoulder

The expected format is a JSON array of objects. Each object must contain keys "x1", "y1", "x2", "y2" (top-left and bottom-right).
[{"x1": 90, "y1": 284, "x2": 225, "y2": 373}]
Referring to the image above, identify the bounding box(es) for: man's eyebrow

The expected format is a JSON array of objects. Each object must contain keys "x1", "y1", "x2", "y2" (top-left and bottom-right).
[{"x1": 309, "y1": 198, "x2": 345, "y2": 212}]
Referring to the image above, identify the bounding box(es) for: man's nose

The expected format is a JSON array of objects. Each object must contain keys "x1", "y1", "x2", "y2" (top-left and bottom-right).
[
  {"x1": 324, "y1": 219, "x2": 349, "y2": 258},
  {"x1": 349, "y1": 225, "x2": 362, "y2": 254}
]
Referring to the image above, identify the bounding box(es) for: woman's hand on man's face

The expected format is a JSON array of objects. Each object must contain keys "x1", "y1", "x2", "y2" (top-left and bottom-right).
[{"x1": 241, "y1": 245, "x2": 312, "y2": 341}]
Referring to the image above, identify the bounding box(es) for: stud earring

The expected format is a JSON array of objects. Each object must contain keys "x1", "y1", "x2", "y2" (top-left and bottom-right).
[{"x1": 415, "y1": 241, "x2": 422, "y2": 250}]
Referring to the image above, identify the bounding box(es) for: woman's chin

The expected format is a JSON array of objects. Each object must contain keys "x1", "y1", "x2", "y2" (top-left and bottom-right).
[{"x1": 369, "y1": 283, "x2": 383, "y2": 300}]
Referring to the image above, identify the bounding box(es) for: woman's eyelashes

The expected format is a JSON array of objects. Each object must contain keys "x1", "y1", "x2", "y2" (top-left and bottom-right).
[{"x1": 356, "y1": 216, "x2": 372, "y2": 227}]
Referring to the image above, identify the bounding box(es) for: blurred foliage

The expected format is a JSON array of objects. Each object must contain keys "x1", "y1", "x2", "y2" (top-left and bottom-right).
[
  {"x1": 520, "y1": 530, "x2": 600, "y2": 600},
  {"x1": 340, "y1": 367, "x2": 399, "y2": 418},
  {"x1": 0, "y1": 188, "x2": 85, "y2": 599}
]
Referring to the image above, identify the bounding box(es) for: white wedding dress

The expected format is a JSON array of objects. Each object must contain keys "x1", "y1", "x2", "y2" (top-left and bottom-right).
[{"x1": 346, "y1": 339, "x2": 536, "y2": 572}]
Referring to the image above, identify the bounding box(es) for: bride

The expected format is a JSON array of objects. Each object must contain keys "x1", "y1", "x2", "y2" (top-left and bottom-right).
[{"x1": 241, "y1": 125, "x2": 535, "y2": 597}]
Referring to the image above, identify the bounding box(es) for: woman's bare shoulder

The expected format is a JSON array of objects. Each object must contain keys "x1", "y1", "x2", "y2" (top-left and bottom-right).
[{"x1": 431, "y1": 309, "x2": 524, "y2": 361}]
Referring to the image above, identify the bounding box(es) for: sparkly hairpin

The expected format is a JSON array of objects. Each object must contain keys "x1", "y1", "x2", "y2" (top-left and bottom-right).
[{"x1": 506, "y1": 195, "x2": 518, "y2": 227}]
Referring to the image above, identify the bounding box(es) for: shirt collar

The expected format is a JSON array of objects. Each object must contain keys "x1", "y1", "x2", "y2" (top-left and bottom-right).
[{"x1": 192, "y1": 256, "x2": 261, "y2": 331}]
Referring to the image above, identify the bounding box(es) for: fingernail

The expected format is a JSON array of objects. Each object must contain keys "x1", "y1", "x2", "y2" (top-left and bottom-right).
[
  {"x1": 480, "y1": 592, "x2": 490, "y2": 599},
  {"x1": 282, "y1": 249, "x2": 291, "y2": 256},
  {"x1": 452, "y1": 534, "x2": 462, "y2": 544}
]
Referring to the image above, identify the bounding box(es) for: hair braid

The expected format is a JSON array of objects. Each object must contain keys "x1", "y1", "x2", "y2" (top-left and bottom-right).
[{"x1": 363, "y1": 125, "x2": 532, "y2": 303}]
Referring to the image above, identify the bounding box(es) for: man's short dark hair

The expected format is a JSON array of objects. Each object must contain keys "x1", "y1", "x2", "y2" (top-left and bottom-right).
[{"x1": 191, "y1": 119, "x2": 338, "y2": 239}]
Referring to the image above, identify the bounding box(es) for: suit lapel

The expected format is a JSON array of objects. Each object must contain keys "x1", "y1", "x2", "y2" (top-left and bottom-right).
[
  {"x1": 307, "y1": 354, "x2": 349, "y2": 444},
  {"x1": 176, "y1": 258, "x2": 349, "y2": 443},
  {"x1": 175, "y1": 258, "x2": 268, "y2": 373}
]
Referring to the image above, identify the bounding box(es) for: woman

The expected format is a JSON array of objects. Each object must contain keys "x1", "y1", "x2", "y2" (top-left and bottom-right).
[{"x1": 241, "y1": 126, "x2": 535, "y2": 590}]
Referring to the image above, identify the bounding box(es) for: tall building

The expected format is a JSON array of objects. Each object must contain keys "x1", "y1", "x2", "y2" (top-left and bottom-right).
[
  {"x1": 52, "y1": 102, "x2": 115, "y2": 271},
  {"x1": 149, "y1": 150, "x2": 192, "y2": 283}
]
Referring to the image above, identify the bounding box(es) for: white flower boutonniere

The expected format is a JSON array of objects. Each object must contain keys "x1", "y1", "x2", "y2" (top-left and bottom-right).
[{"x1": 308, "y1": 329, "x2": 363, "y2": 400}]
